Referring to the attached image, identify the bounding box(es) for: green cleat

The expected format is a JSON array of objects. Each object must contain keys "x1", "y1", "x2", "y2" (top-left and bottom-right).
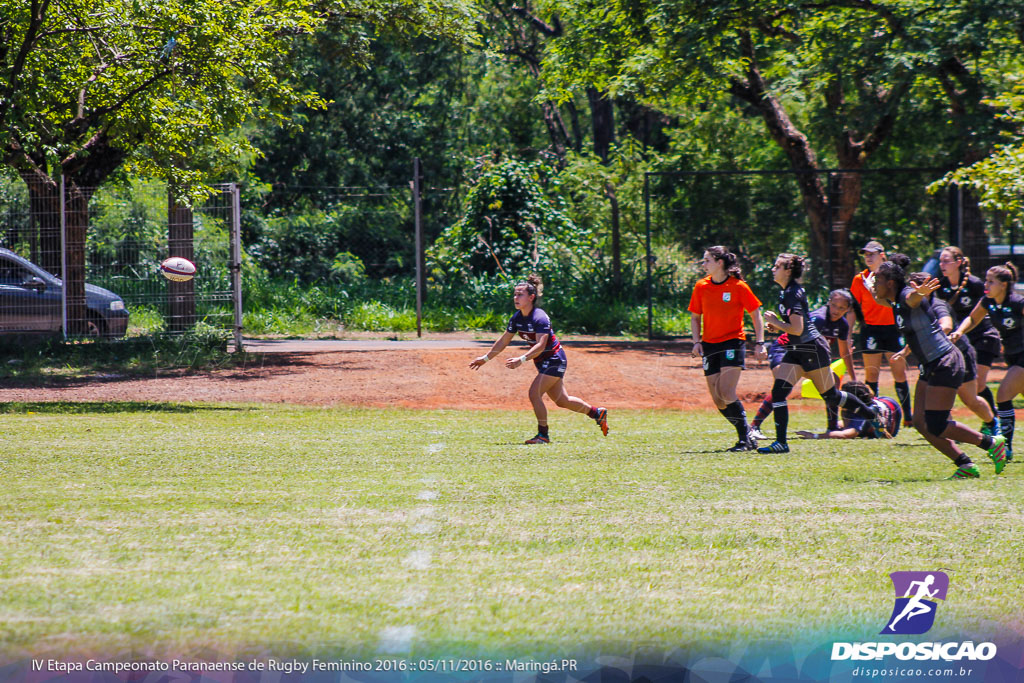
[
  {"x1": 947, "y1": 463, "x2": 981, "y2": 480},
  {"x1": 987, "y1": 435, "x2": 1007, "y2": 474}
]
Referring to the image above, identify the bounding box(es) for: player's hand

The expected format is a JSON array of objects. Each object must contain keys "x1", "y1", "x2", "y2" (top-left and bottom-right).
[
  {"x1": 505, "y1": 356, "x2": 523, "y2": 369},
  {"x1": 948, "y1": 330, "x2": 962, "y2": 344},
  {"x1": 911, "y1": 277, "x2": 941, "y2": 297},
  {"x1": 795, "y1": 430, "x2": 818, "y2": 439},
  {"x1": 469, "y1": 356, "x2": 488, "y2": 370},
  {"x1": 763, "y1": 311, "x2": 781, "y2": 331},
  {"x1": 754, "y1": 345, "x2": 768, "y2": 361},
  {"x1": 691, "y1": 341, "x2": 702, "y2": 357}
]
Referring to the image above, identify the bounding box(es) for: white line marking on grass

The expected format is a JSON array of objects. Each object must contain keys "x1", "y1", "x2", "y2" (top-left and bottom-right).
[
  {"x1": 378, "y1": 625, "x2": 417, "y2": 653},
  {"x1": 411, "y1": 520, "x2": 438, "y2": 535},
  {"x1": 426, "y1": 443, "x2": 445, "y2": 454},
  {"x1": 411, "y1": 506, "x2": 435, "y2": 519},
  {"x1": 416, "y1": 490, "x2": 438, "y2": 501},
  {"x1": 403, "y1": 549, "x2": 432, "y2": 570},
  {"x1": 396, "y1": 588, "x2": 427, "y2": 608}
]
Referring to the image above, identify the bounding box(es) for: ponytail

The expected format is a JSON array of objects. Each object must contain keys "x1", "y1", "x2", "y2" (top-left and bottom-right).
[
  {"x1": 706, "y1": 245, "x2": 743, "y2": 281},
  {"x1": 777, "y1": 253, "x2": 805, "y2": 283},
  {"x1": 516, "y1": 273, "x2": 544, "y2": 301},
  {"x1": 988, "y1": 262, "x2": 1019, "y2": 287},
  {"x1": 941, "y1": 246, "x2": 971, "y2": 300}
]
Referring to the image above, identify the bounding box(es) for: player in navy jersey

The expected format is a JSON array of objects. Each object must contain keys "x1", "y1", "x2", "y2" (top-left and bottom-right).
[
  {"x1": 750, "y1": 289, "x2": 856, "y2": 439},
  {"x1": 795, "y1": 382, "x2": 901, "y2": 439},
  {"x1": 936, "y1": 246, "x2": 1002, "y2": 432},
  {"x1": 757, "y1": 254, "x2": 878, "y2": 454},
  {"x1": 951, "y1": 261, "x2": 1024, "y2": 462},
  {"x1": 469, "y1": 274, "x2": 608, "y2": 444},
  {"x1": 873, "y1": 261, "x2": 1006, "y2": 479}
]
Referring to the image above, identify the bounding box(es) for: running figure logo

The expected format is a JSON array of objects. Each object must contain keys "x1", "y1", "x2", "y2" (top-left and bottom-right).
[{"x1": 881, "y1": 571, "x2": 949, "y2": 635}]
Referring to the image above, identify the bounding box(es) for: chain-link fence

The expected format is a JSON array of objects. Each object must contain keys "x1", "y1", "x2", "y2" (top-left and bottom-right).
[{"x1": 0, "y1": 177, "x2": 241, "y2": 344}]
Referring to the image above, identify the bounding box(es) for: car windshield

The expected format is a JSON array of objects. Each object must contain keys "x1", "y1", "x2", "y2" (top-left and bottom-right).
[{"x1": 0, "y1": 252, "x2": 61, "y2": 287}]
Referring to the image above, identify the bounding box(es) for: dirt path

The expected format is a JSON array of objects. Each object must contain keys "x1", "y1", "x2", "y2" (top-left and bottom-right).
[{"x1": 0, "y1": 338, "x2": 963, "y2": 413}]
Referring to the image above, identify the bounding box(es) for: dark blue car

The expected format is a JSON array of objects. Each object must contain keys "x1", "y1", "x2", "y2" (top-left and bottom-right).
[{"x1": 0, "y1": 247, "x2": 129, "y2": 337}]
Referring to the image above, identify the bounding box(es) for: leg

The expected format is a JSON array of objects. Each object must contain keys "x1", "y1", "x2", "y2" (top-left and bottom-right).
[
  {"x1": 996, "y1": 366, "x2": 1024, "y2": 454},
  {"x1": 758, "y1": 363, "x2": 800, "y2": 453},
  {"x1": 705, "y1": 373, "x2": 729, "y2": 410},
  {"x1": 958, "y1": 377, "x2": 995, "y2": 424},
  {"x1": 886, "y1": 350, "x2": 912, "y2": 424},
  {"x1": 713, "y1": 366, "x2": 751, "y2": 446},
  {"x1": 546, "y1": 377, "x2": 591, "y2": 415},
  {"x1": 923, "y1": 381, "x2": 1005, "y2": 474},
  {"x1": 863, "y1": 352, "x2": 882, "y2": 396},
  {"x1": 977, "y1": 364, "x2": 996, "y2": 412},
  {"x1": 911, "y1": 381, "x2": 966, "y2": 462},
  {"x1": 526, "y1": 373, "x2": 560, "y2": 442}
]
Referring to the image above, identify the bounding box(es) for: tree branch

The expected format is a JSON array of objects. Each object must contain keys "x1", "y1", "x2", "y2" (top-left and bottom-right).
[{"x1": 1, "y1": 0, "x2": 51, "y2": 127}]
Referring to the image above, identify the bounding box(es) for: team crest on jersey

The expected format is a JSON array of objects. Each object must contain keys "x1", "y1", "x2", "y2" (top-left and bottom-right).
[
  {"x1": 723, "y1": 292, "x2": 732, "y2": 302},
  {"x1": 960, "y1": 296, "x2": 972, "y2": 307},
  {"x1": 1005, "y1": 318, "x2": 1015, "y2": 329}
]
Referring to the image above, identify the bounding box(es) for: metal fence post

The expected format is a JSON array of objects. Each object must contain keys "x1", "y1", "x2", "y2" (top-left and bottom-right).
[
  {"x1": 414, "y1": 158, "x2": 423, "y2": 338},
  {"x1": 644, "y1": 172, "x2": 652, "y2": 340},
  {"x1": 59, "y1": 173, "x2": 67, "y2": 339},
  {"x1": 230, "y1": 183, "x2": 244, "y2": 352}
]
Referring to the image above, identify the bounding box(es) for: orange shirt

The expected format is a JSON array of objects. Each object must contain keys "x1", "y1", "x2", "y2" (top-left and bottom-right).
[
  {"x1": 851, "y1": 268, "x2": 895, "y2": 326},
  {"x1": 688, "y1": 275, "x2": 762, "y2": 343}
]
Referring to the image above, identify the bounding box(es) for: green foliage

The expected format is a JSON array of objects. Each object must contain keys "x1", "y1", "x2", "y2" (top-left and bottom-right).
[{"x1": 428, "y1": 158, "x2": 593, "y2": 281}]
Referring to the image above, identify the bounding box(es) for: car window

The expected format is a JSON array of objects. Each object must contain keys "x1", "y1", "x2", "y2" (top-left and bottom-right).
[{"x1": 0, "y1": 258, "x2": 33, "y2": 285}]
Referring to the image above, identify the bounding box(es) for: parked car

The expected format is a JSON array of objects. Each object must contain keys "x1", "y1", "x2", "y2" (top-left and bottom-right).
[{"x1": 0, "y1": 247, "x2": 129, "y2": 337}]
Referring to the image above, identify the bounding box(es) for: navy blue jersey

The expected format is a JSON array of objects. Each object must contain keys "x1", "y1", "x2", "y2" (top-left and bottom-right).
[
  {"x1": 506, "y1": 308, "x2": 562, "y2": 357},
  {"x1": 936, "y1": 273, "x2": 999, "y2": 346},
  {"x1": 894, "y1": 287, "x2": 953, "y2": 364},
  {"x1": 981, "y1": 294, "x2": 1024, "y2": 356},
  {"x1": 846, "y1": 397, "x2": 902, "y2": 438},
  {"x1": 776, "y1": 306, "x2": 848, "y2": 347},
  {"x1": 777, "y1": 281, "x2": 821, "y2": 345}
]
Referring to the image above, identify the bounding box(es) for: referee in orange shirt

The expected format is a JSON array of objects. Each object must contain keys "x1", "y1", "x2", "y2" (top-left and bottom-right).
[
  {"x1": 689, "y1": 246, "x2": 768, "y2": 451},
  {"x1": 851, "y1": 240, "x2": 913, "y2": 425}
]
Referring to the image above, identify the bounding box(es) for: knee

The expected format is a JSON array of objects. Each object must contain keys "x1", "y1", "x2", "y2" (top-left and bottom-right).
[
  {"x1": 771, "y1": 379, "x2": 793, "y2": 403},
  {"x1": 924, "y1": 410, "x2": 951, "y2": 437}
]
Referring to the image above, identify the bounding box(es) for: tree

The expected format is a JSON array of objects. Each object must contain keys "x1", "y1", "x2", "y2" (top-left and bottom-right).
[
  {"x1": 0, "y1": 0, "x2": 467, "y2": 332},
  {"x1": 544, "y1": 0, "x2": 1024, "y2": 286}
]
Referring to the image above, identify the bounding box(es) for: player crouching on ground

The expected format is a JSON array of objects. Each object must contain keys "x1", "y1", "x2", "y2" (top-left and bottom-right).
[
  {"x1": 469, "y1": 274, "x2": 608, "y2": 444},
  {"x1": 795, "y1": 381, "x2": 901, "y2": 439}
]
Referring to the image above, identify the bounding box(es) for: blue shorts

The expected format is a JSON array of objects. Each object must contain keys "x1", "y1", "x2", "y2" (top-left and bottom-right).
[{"x1": 534, "y1": 347, "x2": 567, "y2": 378}]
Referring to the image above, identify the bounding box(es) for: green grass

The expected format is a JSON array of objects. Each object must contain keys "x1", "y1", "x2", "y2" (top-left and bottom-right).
[{"x1": 1, "y1": 405, "x2": 1021, "y2": 661}]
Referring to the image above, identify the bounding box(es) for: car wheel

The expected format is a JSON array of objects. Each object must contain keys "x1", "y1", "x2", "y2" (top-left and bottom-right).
[{"x1": 85, "y1": 317, "x2": 106, "y2": 337}]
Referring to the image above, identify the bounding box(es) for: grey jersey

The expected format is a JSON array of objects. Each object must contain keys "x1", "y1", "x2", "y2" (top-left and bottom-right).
[{"x1": 894, "y1": 286, "x2": 953, "y2": 364}]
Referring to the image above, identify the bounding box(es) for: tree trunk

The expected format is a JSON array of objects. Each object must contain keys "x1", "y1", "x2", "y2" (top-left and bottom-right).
[
  {"x1": 168, "y1": 193, "x2": 196, "y2": 332},
  {"x1": 64, "y1": 184, "x2": 90, "y2": 336},
  {"x1": 21, "y1": 174, "x2": 61, "y2": 275},
  {"x1": 587, "y1": 87, "x2": 622, "y2": 290}
]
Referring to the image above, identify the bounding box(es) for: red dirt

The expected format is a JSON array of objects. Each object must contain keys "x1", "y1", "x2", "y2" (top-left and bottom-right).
[{"x1": 0, "y1": 339, "x2": 970, "y2": 413}]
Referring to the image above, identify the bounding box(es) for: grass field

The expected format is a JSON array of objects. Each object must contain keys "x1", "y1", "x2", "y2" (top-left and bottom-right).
[{"x1": 1, "y1": 403, "x2": 1022, "y2": 662}]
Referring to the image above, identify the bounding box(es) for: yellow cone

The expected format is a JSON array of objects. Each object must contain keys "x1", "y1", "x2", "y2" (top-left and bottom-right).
[{"x1": 800, "y1": 358, "x2": 847, "y2": 399}]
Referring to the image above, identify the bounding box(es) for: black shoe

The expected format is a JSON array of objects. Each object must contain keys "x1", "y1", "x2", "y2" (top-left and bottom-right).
[{"x1": 726, "y1": 438, "x2": 756, "y2": 452}]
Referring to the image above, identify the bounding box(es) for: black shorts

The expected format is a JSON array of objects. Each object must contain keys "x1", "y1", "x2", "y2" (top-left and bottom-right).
[
  {"x1": 975, "y1": 348, "x2": 1001, "y2": 368},
  {"x1": 860, "y1": 324, "x2": 905, "y2": 354},
  {"x1": 957, "y1": 341, "x2": 978, "y2": 384},
  {"x1": 767, "y1": 340, "x2": 787, "y2": 369},
  {"x1": 919, "y1": 347, "x2": 965, "y2": 389},
  {"x1": 701, "y1": 338, "x2": 746, "y2": 376},
  {"x1": 534, "y1": 347, "x2": 567, "y2": 378},
  {"x1": 968, "y1": 329, "x2": 1002, "y2": 360},
  {"x1": 780, "y1": 338, "x2": 831, "y2": 373},
  {"x1": 1004, "y1": 350, "x2": 1024, "y2": 370}
]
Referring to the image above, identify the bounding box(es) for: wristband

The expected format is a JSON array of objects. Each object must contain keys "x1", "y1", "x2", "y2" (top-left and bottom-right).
[
  {"x1": 519, "y1": 354, "x2": 529, "y2": 363},
  {"x1": 478, "y1": 355, "x2": 489, "y2": 363},
  {"x1": 812, "y1": 433, "x2": 820, "y2": 439}
]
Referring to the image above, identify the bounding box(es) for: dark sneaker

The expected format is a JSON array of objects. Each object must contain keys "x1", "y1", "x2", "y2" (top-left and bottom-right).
[
  {"x1": 947, "y1": 463, "x2": 981, "y2": 480},
  {"x1": 594, "y1": 407, "x2": 609, "y2": 436},
  {"x1": 757, "y1": 440, "x2": 790, "y2": 454},
  {"x1": 525, "y1": 434, "x2": 550, "y2": 444},
  {"x1": 726, "y1": 438, "x2": 756, "y2": 452}
]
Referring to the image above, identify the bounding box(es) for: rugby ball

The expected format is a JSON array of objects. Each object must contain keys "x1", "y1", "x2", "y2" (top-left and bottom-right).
[{"x1": 160, "y1": 257, "x2": 196, "y2": 282}]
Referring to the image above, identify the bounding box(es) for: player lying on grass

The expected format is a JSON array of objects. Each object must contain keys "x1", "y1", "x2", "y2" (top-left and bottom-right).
[
  {"x1": 795, "y1": 381, "x2": 900, "y2": 439},
  {"x1": 757, "y1": 253, "x2": 879, "y2": 454},
  {"x1": 871, "y1": 260, "x2": 1006, "y2": 479},
  {"x1": 469, "y1": 274, "x2": 608, "y2": 444}
]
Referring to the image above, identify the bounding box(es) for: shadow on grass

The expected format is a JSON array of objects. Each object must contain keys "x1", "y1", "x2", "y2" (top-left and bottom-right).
[{"x1": 0, "y1": 401, "x2": 256, "y2": 414}]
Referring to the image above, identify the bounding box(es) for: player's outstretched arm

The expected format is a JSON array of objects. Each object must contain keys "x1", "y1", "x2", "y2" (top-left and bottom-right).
[{"x1": 470, "y1": 331, "x2": 515, "y2": 369}]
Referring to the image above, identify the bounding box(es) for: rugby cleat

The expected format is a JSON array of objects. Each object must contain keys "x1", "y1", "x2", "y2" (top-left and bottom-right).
[
  {"x1": 594, "y1": 407, "x2": 609, "y2": 436},
  {"x1": 947, "y1": 463, "x2": 981, "y2": 480},
  {"x1": 748, "y1": 427, "x2": 768, "y2": 441},
  {"x1": 981, "y1": 417, "x2": 1001, "y2": 437},
  {"x1": 757, "y1": 440, "x2": 790, "y2": 454},
  {"x1": 1006, "y1": 445, "x2": 1013, "y2": 463},
  {"x1": 524, "y1": 434, "x2": 550, "y2": 444},
  {"x1": 726, "y1": 438, "x2": 756, "y2": 452},
  {"x1": 987, "y1": 435, "x2": 1007, "y2": 474}
]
